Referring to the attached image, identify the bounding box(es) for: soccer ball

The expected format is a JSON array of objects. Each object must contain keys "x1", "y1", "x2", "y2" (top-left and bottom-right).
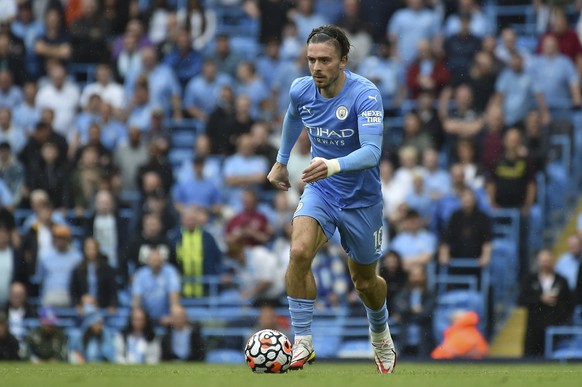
[{"x1": 244, "y1": 329, "x2": 293, "y2": 373}]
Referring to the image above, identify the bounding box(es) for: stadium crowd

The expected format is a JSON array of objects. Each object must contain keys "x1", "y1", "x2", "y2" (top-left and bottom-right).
[{"x1": 0, "y1": 0, "x2": 582, "y2": 363}]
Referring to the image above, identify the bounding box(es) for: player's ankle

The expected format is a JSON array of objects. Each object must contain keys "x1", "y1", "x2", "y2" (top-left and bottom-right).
[{"x1": 294, "y1": 335, "x2": 313, "y2": 343}]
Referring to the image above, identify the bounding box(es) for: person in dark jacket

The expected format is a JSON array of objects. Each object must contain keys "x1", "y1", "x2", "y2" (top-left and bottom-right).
[
  {"x1": 0, "y1": 311, "x2": 20, "y2": 360},
  {"x1": 392, "y1": 264, "x2": 436, "y2": 358},
  {"x1": 161, "y1": 305, "x2": 205, "y2": 361},
  {"x1": 70, "y1": 237, "x2": 118, "y2": 312},
  {"x1": 519, "y1": 249, "x2": 572, "y2": 357}
]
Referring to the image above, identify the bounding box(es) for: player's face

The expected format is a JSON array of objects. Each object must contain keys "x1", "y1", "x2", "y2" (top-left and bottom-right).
[{"x1": 307, "y1": 42, "x2": 346, "y2": 97}]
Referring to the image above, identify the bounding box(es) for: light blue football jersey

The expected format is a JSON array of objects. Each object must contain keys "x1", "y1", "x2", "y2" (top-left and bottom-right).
[{"x1": 288, "y1": 70, "x2": 384, "y2": 209}]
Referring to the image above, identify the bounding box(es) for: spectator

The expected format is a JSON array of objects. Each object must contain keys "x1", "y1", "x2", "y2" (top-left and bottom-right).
[
  {"x1": 0, "y1": 69, "x2": 23, "y2": 108},
  {"x1": 488, "y1": 128, "x2": 536, "y2": 213},
  {"x1": 26, "y1": 142, "x2": 69, "y2": 210},
  {"x1": 137, "y1": 138, "x2": 174, "y2": 196},
  {"x1": 161, "y1": 304, "x2": 205, "y2": 361},
  {"x1": 72, "y1": 123, "x2": 114, "y2": 174},
  {"x1": 523, "y1": 109, "x2": 547, "y2": 174},
  {"x1": 0, "y1": 310, "x2": 19, "y2": 360},
  {"x1": 387, "y1": 0, "x2": 439, "y2": 65},
  {"x1": 378, "y1": 250, "x2": 408, "y2": 310},
  {"x1": 0, "y1": 142, "x2": 24, "y2": 205},
  {"x1": 36, "y1": 225, "x2": 82, "y2": 307},
  {"x1": 536, "y1": 8, "x2": 582, "y2": 63},
  {"x1": 173, "y1": 156, "x2": 222, "y2": 215},
  {"x1": 443, "y1": 11, "x2": 481, "y2": 87},
  {"x1": 381, "y1": 159, "x2": 408, "y2": 221},
  {"x1": 126, "y1": 46, "x2": 182, "y2": 120},
  {"x1": 114, "y1": 306, "x2": 161, "y2": 364},
  {"x1": 244, "y1": 0, "x2": 291, "y2": 45},
  {"x1": 132, "y1": 247, "x2": 181, "y2": 324},
  {"x1": 414, "y1": 90, "x2": 444, "y2": 150},
  {"x1": 174, "y1": 206, "x2": 222, "y2": 298},
  {"x1": 0, "y1": 223, "x2": 26, "y2": 307},
  {"x1": 12, "y1": 81, "x2": 40, "y2": 134},
  {"x1": 126, "y1": 78, "x2": 154, "y2": 132},
  {"x1": 225, "y1": 188, "x2": 273, "y2": 248},
  {"x1": 255, "y1": 38, "x2": 285, "y2": 93},
  {"x1": 35, "y1": 61, "x2": 80, "y2": 137},
  {"x1": 25, "y1": 305, "x2": 68, "y2": 363},
  {"x1": 406, "y1": 39, "x2": 451, "y2": 100},
  {"x1": 97, "y1": 103, "x2": 127, "y2": 151},
  {"x1": 10, "y1": 1, "x2": 44, "y2": 80},
  {"x1": 467, "y1": 51, "x2": 497, "y2": 114},
  {"x1": 111, "y1": 19, "x2": 152, "y2": 60},
  {"x1": 289, "y1": 0, "x2": 329, "y2": 43},
  {"x1": 401, "y1": 111, "x2": 434, "y2": 156},
  {"x1": 421, "y1": 148, "x2": 451, "y2": 201},
  {"x1": 123, "y1": 212, "x2": 176, "y2": 282},
  {"x1": 250, "y1": 121, "x2": 278, "y2": 174},
  {"x1": 19, "y1": 117, "x2": 68, "y2": 175},
  {"x1": 4, "y1": 282, "x2": 36, "y2": 347},
  {"x1": 163, "y1": 28, "x2": 203, "y2": 89},
  {"x1": 0, "y1": 108, "x2": 25, "y2": 154},
  {"x1": 69, "y1": 0, "x2": 110, "y2": 63},
  {"x1": 444, "y1": 0, "x2": 490, "y2": 38},
  {"x1": 33, "y1": 8, "x2": 71, "y2": 76},
  {"x1": 279, "y1": 21, "x2": 302, "y2": 62},
  {"x1": 176, "y1": 0, "x2": 217, "y2": 51},
  {"x1": 70, "y1": 92, "x2": 103, "y2": 152},
  {"x1": 494, "y1": 52, "x2": 550, "y2": 128},
  {"x1": 555, "y1": 235, "x2": 582, "y2": 293},
  {"x1": 113, "y1": 127, "x2": 149, "y2": 192},
  {"x1": 495, "y1": 27, "x2": 532, "y2": 67},
  {"x1": 405, "y1": 174, "x2": 432, "y2": 221},
  {"x1": 390, "y1": 209, "x2": 437, "y2": 271},
  {"x1": 68, "y1": 145, "x2": 104, "y2": 214},
  {"x1": 176, "y1": 134, "x2": 222, "y2": 186},
  {"x1": 358, "y1": 38, "x2": 406, "y2": 111},
  {"x1": 70, "y1": 237, "x2": 118, "y2": 312},
  {"x1": 222, "y1": 133, "x2": 268, "y2": 211},
  {"x1": 392, "y1": 264, "x2": 435, "y2": 358},
  {"x1": 441, "y1": 84, "x2": 484, "y2": 155},
  {"x1": 114, "y1": 30, "x2": 142, "y2": 83},
  {"x1": 455, "y1": 139, "x2": 485, "y2": 190},
  {"x1": 207, "y1": 34, "x2": 242, "y2": 78},
  {"x1": 211, "y1": 93, "x2": 255, "y2": 156},
  {"x1": 85, "y1": 190, "x2": 124, "y2": 269},
  {"x1": 235, "y1": 61, "x2": 270, "y2": 120},
  {"x1": 431, "y1": 310, "x2": 489, "y2": 359},
  {"x1": 393, "y1": 146, "x2": 423, "y2": 200},
  {"x1": 335, "y1": 0, "x2": 373, "y2": 69},
  {"x1": 519, "y1": 249, "x2": 572, "y2": 357},
  {"x1": 183, "y1": 58, "x2": 231, "y2": 123},
  {"x1": 80, "y1": 63, "x2": 125, "y2": 115},
  {"x1": 439, "y1": 187, "x2": 492, "y2": 276},
  {"x1": 71, "y1": 309, "x2": 115, "y2": 363},
  {"x1": 531, "y1": 35, "x2": 581, "y2": 114},
  {"x1": 136, "y1": 177, "x2": 179, "y2": 234},
  {"x1": 222, "y1": 235, "x2": 285, "y2": 306}
]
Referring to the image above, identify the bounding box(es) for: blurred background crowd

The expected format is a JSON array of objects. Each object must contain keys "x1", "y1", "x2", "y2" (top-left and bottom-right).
[{"x1": 1, "y1": 0, "x2": 582, "y2": 364}]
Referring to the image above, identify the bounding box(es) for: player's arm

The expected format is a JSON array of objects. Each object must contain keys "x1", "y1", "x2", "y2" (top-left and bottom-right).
[
  {"x1": 268, "y1": 102, "x2": 304, "y2": 191},
  {"x1": 302, "y1": 90, "x2": 383, "y2": 183}
]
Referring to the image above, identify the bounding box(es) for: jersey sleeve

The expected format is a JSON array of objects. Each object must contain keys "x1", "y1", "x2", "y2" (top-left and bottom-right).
[
  {"x1": 336, "y1": 88, "x2": 384, "y2": 172},
  {"x1": 276, "y1": 78, "x2": 305, "y2": 165}
]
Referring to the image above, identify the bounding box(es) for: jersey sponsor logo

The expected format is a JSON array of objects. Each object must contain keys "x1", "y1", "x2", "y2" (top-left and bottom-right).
[
  {"x1": 361, "y1": 110, "x2": 383, "y2": 125},
  {"x1": 336, "y1": 105, "x2": 348, "y2": 120},
  {"x1": 306, "y1": 126, "x2": 354, "y2": 138}
]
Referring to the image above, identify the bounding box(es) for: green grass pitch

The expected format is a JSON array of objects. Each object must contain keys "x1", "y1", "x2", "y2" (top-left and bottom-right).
[{"x1": 1, "y1": 362, "x2": 581, "y2": 387}]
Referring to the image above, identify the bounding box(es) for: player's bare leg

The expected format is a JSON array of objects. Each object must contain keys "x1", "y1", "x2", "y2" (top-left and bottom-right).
[
  {"x1": 286, "y1": 216, "x2": 327, "y2": 370},
  {"x1": 348, "y1": 258, "x2": 397, "y2": 374}
]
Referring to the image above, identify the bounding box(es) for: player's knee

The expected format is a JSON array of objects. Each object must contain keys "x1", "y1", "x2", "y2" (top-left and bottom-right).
[
  {"x1": 353, "y1": 276, "x2": 375, "y2": 294},
  {"x1": 289, "y1": 242, "x2": 316, "y2": 267}
]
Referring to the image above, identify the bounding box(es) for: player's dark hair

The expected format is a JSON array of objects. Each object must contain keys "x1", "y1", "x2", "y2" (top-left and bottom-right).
[{"x1": 307, "y1": 25, "x2": 350, "y2": 60}]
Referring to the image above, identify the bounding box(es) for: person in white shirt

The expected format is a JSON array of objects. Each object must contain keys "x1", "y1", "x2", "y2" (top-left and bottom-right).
[
  {"x1": 35, "y1": 61, "x2": 80, "y2": 137},
  {"x1": 80, "y1": 63, "x2": 125, "y2": 115}
]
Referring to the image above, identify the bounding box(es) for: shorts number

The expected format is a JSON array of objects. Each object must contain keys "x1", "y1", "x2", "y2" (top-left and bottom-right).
[{"x1": 373, "y1": 226, "x2": 383, "y2": 250}]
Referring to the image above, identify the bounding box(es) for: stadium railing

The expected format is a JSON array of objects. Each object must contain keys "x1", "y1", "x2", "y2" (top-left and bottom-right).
[{"x1": 545, "y1": 326, "x2": 582, "y2": 360}]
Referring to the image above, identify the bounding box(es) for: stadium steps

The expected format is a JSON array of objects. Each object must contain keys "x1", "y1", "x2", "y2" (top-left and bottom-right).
[{"x1": 488, "y1": 307, "x2": 527, "y2": 358}]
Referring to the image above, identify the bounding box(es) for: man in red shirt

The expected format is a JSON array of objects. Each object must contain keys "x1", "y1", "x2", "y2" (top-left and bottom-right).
[
  {"x1": 536, "y1": 9, "x2": 582, "y2": 62},
  {"x1": 225, "y1": 188, "x2": 273, "y2": 247}
]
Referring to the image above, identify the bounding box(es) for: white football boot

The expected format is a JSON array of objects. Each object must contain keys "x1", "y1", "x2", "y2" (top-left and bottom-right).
[
  {"x1": 370, "y1": 324, "x2": 397, "y2": 374},
  {"x1": 289, "y1": 336, "x2": 316, "y2": 370}
]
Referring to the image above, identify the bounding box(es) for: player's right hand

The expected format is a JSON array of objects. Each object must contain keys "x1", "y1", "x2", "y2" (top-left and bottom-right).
[{"x1": 267, "y1": 162, "x2": 291, "y2": 191}]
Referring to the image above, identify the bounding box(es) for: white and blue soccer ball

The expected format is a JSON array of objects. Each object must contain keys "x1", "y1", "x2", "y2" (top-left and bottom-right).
[{"x1": 244, "y1": 329, "x2": 292, "y2": 373}]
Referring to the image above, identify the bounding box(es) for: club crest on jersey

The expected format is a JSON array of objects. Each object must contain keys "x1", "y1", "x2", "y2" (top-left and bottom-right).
[{"x1": 336, "y1": 105, "x2": 348, "y2": 120}]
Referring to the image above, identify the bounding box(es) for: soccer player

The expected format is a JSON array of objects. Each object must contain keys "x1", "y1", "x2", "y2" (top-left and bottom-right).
[{"x1": 267, "y1": 25, "x2": 397, "y2": 374}]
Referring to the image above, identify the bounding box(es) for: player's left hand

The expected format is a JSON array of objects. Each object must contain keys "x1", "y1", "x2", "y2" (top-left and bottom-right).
[{"x1": 302, "y1": 157, "x2": 340, "y2": 183}]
